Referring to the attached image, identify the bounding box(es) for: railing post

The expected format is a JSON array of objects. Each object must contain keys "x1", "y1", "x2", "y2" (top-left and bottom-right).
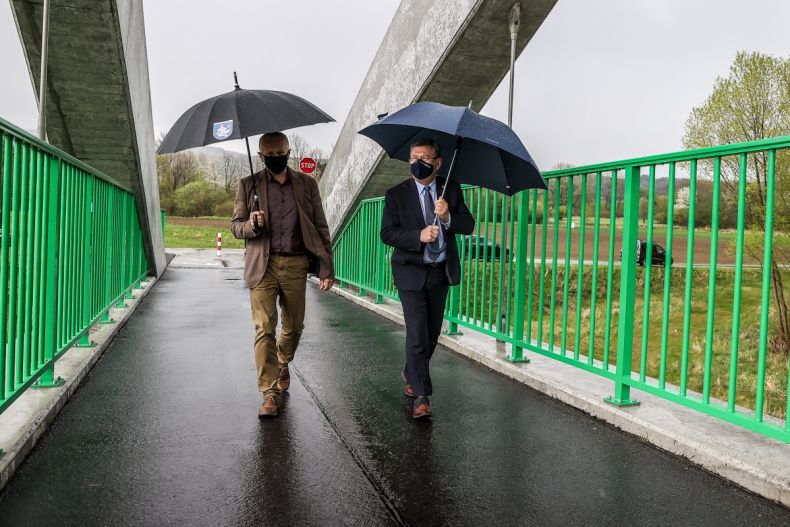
[
  {"x1": 339, "y1": 226, "x2": 348, "y2": 289},
  {"x1": 605, "y1": 165, "x2": 640, "y2": 407},
  {"x1": 445, "y1": 260, "x2": 462, "y2": 335},
  {"x1": 0, "y1": 135, "x2": 11, "y2": 399},
  {"x1": 506, "y1": 190, "x2": 529, "y2": 362},
  {"x1": 36, "y1": 156, "x2": 63, "y2": 387},
  {"x1": 117, "y1": 194, "x2": 130, "y2": 306},
  {"x1": 374, "y1": 203, "x2": 385, "y2": 304},
  {"x1": 101, "y1": 189, "x2": 115, "y2": 324},
  {"x1": 77, "y1": 176, "x2": 95, "y2": 348}
]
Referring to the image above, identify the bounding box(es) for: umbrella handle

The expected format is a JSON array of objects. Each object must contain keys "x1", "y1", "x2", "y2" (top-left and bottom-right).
[{"x1": 251, "y1": 174, "x2": 260, "y2": 228}]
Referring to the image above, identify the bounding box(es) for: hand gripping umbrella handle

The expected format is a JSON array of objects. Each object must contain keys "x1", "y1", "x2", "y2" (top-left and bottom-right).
[
  {"x1": 246, "y1": 135, "x2": 261, "y2": 229},
  {"x1": 252, "y1": 198, "x2": 260, "y2": 229}
]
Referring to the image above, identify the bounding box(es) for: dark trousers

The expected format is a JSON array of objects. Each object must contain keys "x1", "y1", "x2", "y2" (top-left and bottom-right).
[{"x1": 398, "y1": 265, "x2": 449, "y2": 397}]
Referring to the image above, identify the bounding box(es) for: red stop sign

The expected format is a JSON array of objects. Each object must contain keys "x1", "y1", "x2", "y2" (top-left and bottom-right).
[{"x1": 299, "y1": 157, "x2": 317, "y2": 174}]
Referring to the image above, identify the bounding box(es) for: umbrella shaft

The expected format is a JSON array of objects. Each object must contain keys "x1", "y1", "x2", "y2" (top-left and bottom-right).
[
  {"x1": 439, "y1": 140, "x2": 461, "y2": 203},
  {"x1": 245, "y1": 137, "x2": 255, "y2": 176}
]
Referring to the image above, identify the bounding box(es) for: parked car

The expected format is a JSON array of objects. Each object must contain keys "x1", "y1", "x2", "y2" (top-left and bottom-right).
[
  {"x1": 620, "y1": 239, "x2": 672, "y2": 267},
  {"x1": 459, "y1": 234, "x2": 511, "y2": 261}
]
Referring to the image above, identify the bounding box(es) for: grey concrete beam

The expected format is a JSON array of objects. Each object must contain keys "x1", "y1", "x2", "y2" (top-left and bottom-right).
[
  {"x1": 319, "y1": 0, "x2": 557, "y2": 236},
  {"x1": 10, "y1": 0, "x2": 165, "y2": 275}
]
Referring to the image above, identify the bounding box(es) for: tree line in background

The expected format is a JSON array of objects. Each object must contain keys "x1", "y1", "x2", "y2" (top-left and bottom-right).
[
  {"x1": 156, "y1": 134, "x2": 328, "y2": 217},
  {"x1": 478, "y1": 51, "x2": 790, "y2": 355}
]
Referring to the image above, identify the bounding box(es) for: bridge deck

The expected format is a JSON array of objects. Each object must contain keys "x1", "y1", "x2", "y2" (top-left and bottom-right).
[{"x1": 0, "y1": 263, "x2": 788, "y2": 525}]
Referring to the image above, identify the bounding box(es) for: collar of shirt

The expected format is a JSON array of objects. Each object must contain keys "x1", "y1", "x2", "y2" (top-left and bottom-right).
[
  {"x1": 414, "y1": 178, "x2": 436, "y2": 198},
  {"x1": 265, "y1": 168, "x2": 292, "y2": 184}
]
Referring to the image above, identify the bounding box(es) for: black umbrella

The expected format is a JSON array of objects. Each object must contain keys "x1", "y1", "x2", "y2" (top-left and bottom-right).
[
  {"x1": 157, "y1": 72, "x2": 335, "y2": 176},
  {"x1": 358, "y1": 101, "x2": 545, "y2": 198}
]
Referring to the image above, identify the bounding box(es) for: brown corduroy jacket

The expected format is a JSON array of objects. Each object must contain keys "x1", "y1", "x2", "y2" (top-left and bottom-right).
[{"x1": 231, "y1": 168, "x2": 335, "y2": 289}]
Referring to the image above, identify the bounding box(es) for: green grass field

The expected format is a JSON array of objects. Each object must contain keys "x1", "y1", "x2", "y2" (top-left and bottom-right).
[
  {"x1": 164, "y1": 216, "x2": 245, "y2": 249},
  {"x1": 458, "y1": 262, "x2": 789, "y2": 419}
]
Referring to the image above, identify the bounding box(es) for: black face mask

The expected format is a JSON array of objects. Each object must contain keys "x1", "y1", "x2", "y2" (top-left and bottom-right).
[
  {"x1": 263, "y1": 154, "x2": 289, "y2": 174},
  {"x1": 410, "y1": 159, "x2": 434, "y2": 180}
]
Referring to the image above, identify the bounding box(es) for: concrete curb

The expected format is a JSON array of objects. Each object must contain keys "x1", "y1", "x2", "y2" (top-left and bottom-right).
[
  {"x1": 0, "y1": 275, "x2": 159, "y2": 492},
  {"x1": 317, "y1": 279, "x2": 790, "y2": 508}
]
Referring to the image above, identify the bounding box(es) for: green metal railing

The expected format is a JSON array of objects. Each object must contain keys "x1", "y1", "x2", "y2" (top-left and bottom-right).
[
  {"x1": 0, "y1": 117, "x2": 149, "y2": 415},
  {"x1": 333, "y1": 136, "x2": 790, "y2": 443}
]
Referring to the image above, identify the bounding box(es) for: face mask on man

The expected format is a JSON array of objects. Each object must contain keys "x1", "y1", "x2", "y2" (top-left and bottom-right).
[
  {"x1": 264, "y1": 154, "x2": 289, "y2": 174},
  {"x1": 410, "y1": 159, "x2": 434, "y2": 180}
]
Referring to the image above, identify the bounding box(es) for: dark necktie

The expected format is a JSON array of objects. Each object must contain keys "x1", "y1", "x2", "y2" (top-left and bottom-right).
[{"x1": 422, "y1": 187, "x2": 441, "y2": 261}]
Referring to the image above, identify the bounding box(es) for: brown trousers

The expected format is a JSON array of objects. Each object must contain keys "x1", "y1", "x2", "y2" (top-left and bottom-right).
[{"x1": 250, "y1": 254, "x2": 308, "y2": 396}]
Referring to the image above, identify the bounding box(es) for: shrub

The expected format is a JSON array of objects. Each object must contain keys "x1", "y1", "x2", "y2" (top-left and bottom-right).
[
  {"x1": 213, "y1": 198, "x2": 235, "y2": 217},
  {"x1": 174, "y1": 180, "x2": 225, "y2": 217}
]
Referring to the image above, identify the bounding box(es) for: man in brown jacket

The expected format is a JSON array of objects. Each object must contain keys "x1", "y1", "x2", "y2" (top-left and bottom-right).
[{"x1": 231, "y1": 132, "x2": 334, "y2": 418}]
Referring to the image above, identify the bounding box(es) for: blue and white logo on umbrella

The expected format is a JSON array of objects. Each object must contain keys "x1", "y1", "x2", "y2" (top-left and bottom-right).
[{"x1": 212, "y1": 120, "x2": 234, "y2": 141}]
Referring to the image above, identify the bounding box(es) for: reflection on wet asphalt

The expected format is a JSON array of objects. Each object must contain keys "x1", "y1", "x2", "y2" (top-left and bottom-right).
[{"x1": 0, "y1": 268, "x2": 788, "y2": 526}]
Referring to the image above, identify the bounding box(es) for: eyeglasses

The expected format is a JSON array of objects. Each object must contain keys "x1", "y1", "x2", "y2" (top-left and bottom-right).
[{"x1": 409, "y1": 155, "x2": 438, "y2": 162}]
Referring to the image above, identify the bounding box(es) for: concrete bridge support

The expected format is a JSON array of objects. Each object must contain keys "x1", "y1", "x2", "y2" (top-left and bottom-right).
[
  {"x1": 319, "y1": 0, "x2": 557, "y2": 235},
  {"x1": 10, "y1": 0, "x2": 165, "y2": 275}
]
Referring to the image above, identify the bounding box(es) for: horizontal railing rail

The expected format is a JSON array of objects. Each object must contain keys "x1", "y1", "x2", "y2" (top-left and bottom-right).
[
  {"x1": 333, "y1": 135, "x2": 790, "y2": 443},
  {"x1": 0, "y1": 117, "x2": 149, "y2": 415}
]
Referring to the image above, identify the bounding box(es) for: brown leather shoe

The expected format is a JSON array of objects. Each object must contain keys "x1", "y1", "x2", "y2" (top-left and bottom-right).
[
  {"x1": 258, "y1": 394, "x2": 279, "y2": 418},
  {"x1": 277, "y1": 366, "x2": 290, "y2": 391},
  {"x1": 412, "y1": 396, "x2": 432, "y2": 419}
]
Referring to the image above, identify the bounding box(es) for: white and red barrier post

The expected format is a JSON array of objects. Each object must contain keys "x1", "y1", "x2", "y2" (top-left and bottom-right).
[{"x1": 216, "y1": 232, "x2": 222, "y2": 258}]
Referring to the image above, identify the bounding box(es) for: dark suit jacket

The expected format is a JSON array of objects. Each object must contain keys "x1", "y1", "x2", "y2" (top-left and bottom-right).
[
  {"x1": 231, "y1": 168, "x2": 335, "y2": 289},
  {"x1": 380, "y1": 177, "x2": 475, "y2": 291}
]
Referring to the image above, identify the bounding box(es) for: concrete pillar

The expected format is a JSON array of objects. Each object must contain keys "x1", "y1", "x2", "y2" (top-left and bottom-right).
[{"x1": 318, "y1": 0, "x2": 557, "y2": 237}]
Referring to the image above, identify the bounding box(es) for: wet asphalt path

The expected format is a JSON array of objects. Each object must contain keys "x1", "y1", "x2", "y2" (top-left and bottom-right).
[{"x1": 0, "y1": 267, "x2": 789, "y2": 526}]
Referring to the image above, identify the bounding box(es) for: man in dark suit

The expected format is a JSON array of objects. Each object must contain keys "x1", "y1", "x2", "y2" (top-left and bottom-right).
[{"x1": 380, "y1": 138, "x2": 475, "y2": 419}]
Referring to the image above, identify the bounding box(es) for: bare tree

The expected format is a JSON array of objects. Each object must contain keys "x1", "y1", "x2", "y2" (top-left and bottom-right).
[
  {"x1": 251, "y1": 155, "x2": 264, "y2": 174},
  {"x1": 212, "y1": 150, "x2": 243, "y2": 195},
  {"x1": 160, "y1": 151, "x2": 201, "y2": 192},
  {"x1": 289, "y1": 134, "x2": 311, "y2": 168}
]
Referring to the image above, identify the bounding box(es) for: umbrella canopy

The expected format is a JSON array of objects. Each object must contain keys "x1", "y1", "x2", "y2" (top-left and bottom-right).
[
  {"x1": 358, "y1": 101, "x2": 545, "y2": 196},
  {"x1": 156, "y1": 73, "x2": 334, "y2": 178},
  {"x1": 158, "y1": 89, "x2": 334, "y2": 155},
  {"x1": 157, "y1": 88, "x2": 334, "y2": 155}
]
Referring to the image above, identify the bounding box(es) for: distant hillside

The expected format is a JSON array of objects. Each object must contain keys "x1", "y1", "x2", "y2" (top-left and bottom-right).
[{"x1": 199, "y1": 146, "x2": 249, "y2": 162}]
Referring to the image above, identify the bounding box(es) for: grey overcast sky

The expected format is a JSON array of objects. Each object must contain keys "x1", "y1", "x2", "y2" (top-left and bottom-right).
[{"x1": 1, "y1": 0, "x2": 789, "y2": 170}]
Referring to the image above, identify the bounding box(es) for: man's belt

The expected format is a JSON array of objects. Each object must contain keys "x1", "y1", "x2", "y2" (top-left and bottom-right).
[{"x1": 271, "y1": 251, "x2": 306, "y2": 257}]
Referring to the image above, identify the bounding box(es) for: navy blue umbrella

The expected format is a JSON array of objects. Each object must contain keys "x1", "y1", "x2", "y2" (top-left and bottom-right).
[{"x1": 358, "y1": 101, "x2": 545, "y2": 197}]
